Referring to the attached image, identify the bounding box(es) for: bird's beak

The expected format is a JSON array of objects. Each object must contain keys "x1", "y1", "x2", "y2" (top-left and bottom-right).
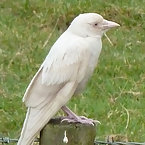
[{"x1": 102, "y1": 19, "x2": 120, "y2": 30}]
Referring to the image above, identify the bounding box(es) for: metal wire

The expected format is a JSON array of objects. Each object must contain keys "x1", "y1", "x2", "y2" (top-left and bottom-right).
[
  {"x1": 0, "y1": 137, "x2": 145, "y2": 145},
  {"x1": 94, "y1": 141, "x2": 145, "y2": 145},
  {"x1": 0, "y1": 137, "x2": 17, "y2": 144},
  {"x1": 0, "y1": 137, "x2": 39, "y2": 144}
]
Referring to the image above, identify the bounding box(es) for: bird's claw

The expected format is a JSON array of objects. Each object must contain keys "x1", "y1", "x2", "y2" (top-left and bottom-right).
[
  {"x1": 61, "y1": 116, "x2": 100, "y2": 126},
  {"x1": 79, "y1": 116, "x2": 101, "y2": 124}
]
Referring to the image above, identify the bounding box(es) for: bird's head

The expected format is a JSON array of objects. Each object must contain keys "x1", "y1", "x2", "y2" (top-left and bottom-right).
[{"x1": 68, "y1": 13, "x2": 120, "y2": 38}]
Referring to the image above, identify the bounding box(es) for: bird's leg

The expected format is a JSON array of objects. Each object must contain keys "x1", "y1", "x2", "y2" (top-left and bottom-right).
[
  {"x1": 61, "y1": 106, "x2": 100, "y2": 126},
  {"x1": 61, "y1": 106, "x2": 80, "y2": 119}
]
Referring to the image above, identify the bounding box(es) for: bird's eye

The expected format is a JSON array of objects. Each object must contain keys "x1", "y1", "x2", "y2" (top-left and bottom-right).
[{"x1": 94, "y1": 23, "x2": 98, "y2": 26}]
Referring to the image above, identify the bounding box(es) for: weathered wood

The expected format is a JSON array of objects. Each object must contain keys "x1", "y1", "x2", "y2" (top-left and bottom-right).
[{"x1": 40, "y1": 117, "x2": 96, "y2": 145}]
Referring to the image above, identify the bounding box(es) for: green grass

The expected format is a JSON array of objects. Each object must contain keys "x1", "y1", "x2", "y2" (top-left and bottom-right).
[{"x1": 0, "y1": 0, "x2": 145, "y2": 142}]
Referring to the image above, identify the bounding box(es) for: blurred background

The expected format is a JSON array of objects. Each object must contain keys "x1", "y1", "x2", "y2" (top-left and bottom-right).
[{"x1": 0, "y1": 0, "x2": 145, "y2": 142}]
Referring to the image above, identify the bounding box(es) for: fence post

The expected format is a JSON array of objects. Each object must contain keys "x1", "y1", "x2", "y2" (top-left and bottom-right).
[{"x1": 40, "y1": 117, "x2": 96, "y2": 145}]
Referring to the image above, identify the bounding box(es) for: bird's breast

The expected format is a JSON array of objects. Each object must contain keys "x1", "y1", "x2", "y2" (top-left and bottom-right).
[{"x1": 74, "y1": 37, "x2": 102, "y2": 94}]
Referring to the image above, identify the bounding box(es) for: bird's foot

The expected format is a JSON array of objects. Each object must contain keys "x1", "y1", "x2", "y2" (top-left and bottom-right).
[
  {"x1": 61, "y1": 106, "x2": 100, "y2": 126},
  {"x1": 61, "y1": 115, "x2": 100, "y2": 126}
]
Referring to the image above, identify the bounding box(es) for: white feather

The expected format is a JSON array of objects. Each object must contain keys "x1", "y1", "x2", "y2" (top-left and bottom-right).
[{"x1": 18, "y1": 31, "x2": 100, "y2": 144}]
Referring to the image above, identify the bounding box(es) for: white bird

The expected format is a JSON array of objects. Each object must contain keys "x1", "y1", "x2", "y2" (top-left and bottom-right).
[{"x1": 17, "y1": 13, "x2": 119, "y2": 145}]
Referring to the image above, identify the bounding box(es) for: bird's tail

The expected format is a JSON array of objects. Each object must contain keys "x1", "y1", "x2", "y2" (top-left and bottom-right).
[
  {"x1": 17, "y1": 81, "x2": 77, "y2": 145},
  {"x1": 17, "y1": 101, "x2": 63, "y2": 145}
]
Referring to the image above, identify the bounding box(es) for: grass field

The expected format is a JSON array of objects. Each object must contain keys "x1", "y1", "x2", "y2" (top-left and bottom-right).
[{"x1": 0, "y1": 0, "x2": 145, "y2": 142}]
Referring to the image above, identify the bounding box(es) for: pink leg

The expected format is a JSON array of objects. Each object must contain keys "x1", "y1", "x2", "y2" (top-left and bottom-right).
[
  {"x1": 61, "y1": 106, "x2": 100, "y2": 126},
  {"x1": 61, "y1": 106, "x2": 80, "y2": 119}
]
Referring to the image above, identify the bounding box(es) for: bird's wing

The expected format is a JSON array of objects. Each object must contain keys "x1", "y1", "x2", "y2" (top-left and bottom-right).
[
  {"x1": 23, "y1": 33, "x2": 91, "y2": 107},
  {"x1": 41, "y1": 37, "x2": 90, "y2": 85}
]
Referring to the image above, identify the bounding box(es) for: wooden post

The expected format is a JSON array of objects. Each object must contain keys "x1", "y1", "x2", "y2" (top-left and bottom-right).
[{"x1": 40, "y1": 117, "x2": 96, "y2": 145}]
